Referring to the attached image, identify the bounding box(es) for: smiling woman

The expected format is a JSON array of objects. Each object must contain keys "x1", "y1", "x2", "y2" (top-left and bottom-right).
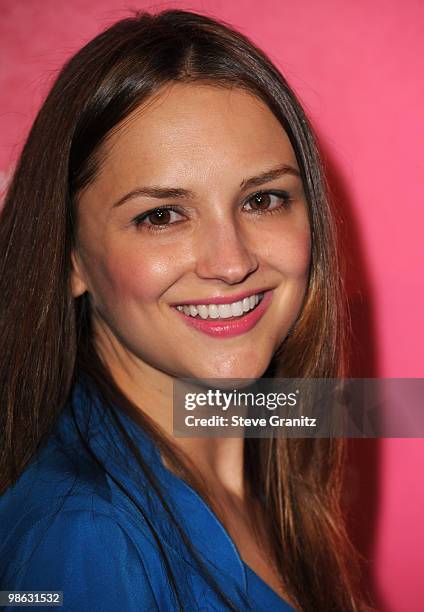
[
  {"x1": 72, "y1": 83, "x2": 311, "y2": 384},
  {"x1": 0, "y1": 9, "x2": 370, "y2": 612}
]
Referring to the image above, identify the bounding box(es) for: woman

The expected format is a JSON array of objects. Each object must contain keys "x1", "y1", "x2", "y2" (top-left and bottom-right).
[{"x1": 0, "y1": 9, "x2": 370, "y2": 611}]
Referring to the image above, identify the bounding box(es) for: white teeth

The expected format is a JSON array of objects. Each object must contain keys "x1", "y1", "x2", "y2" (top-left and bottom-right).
[
  {"x1": 218, "y1": 304, "x2": 233, "y2": 319},
  {"x1": 231, "y1": 301, "x2": 244, "y2": 317},
  {"x1": 208, "y1": 304, "x2": 219, "y2": 319},
  {"x1": 197, "y1": 304, "x2": 209, "y2": 319},
  {"x1": 175, "y1": 292, "x2": 265, "y2": 319}
]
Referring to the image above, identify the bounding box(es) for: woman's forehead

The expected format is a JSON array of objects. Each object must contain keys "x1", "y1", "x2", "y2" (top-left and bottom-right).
[{"x1": 92, "y1": 82, "x2": 296, "y2": 193}]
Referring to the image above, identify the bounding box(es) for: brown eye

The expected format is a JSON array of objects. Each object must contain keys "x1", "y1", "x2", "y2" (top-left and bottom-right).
[
  {"x1": 147, "y1": 209, "x2": 172, "y2": 225},
  {"x1": 133, "y1": 206, "x2": 184, "y2": 230},
  {"x1": 244, "y1": 191, "x2": 292, "y2": 213},
  {"x1": 249, "y1": 193, "x2": 273, "y2": 210}
]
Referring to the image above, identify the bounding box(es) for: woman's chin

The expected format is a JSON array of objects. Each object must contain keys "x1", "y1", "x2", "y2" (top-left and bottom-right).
[{"x1": 186, "y1": 362, "x2": 270, "y2": 385}]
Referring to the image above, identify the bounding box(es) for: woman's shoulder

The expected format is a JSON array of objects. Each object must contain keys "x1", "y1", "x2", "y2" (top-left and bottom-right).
[
  {"x1": 0, "y1": 430, "x2": 113, "y2": 530},
  {"x1": 0, "y1": 436, "x2": 173, "y2": 610},
  {"x1": 1, "y1": 507, "x2": 164, "y2": 611},
  {"x1": 0, "y1": 396, "x2": 143, "y2": 530},
  {"x1": 0, "y1": 430, "x2": 174, "y2": 610}
]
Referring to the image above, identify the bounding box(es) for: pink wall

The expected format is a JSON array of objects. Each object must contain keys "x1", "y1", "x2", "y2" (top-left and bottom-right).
[{"x1": 1, "y1": 1, "x2": 423, "y2": 609}]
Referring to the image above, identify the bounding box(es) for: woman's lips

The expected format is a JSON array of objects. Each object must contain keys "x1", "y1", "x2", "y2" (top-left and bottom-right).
[{"x1": 171, "y1": 290, "x2": 273, "y2": 338}]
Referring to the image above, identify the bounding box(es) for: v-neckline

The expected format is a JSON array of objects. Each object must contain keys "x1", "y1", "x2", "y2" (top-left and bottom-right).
[
  {"x1": 70, "y1": 380, "x2": 295, "y2": 610},
  {"x1": 243, "y1": 560, "x2": 294, "y2": 609}
]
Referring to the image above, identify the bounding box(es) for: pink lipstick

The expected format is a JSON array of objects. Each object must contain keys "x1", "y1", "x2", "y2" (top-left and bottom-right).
[{"x1": 171, "y1": 290, "x2": 273, "y2": 338}]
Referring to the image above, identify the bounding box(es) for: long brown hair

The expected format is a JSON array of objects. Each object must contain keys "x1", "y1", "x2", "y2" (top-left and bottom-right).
[{"x1": 0, "y1": 9, "x2": 370, "y2": 611}]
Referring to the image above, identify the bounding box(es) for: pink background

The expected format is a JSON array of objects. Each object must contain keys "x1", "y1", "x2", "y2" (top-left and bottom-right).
[{"x1": 1, "y1": 1, "x2": 423, "y2": 609}]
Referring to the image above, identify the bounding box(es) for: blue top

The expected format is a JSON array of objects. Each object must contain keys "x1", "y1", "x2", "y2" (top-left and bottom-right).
[{"x1": 0, "y1": 378, "x2": 294, "y2": 611}]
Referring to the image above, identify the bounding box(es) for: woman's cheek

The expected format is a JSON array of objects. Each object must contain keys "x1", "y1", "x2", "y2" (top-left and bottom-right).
[
  {"x1": 102, "y1": 248, "x2": 182, "y2": 304},
  {"x1": 264, "y1": 230, "x2": 311, "y2": 280}
]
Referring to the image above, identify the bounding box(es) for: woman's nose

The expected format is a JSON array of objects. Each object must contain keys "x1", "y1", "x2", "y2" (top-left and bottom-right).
[{"x1": 194, "y1": 220, "x2": 259, "y2": 284}]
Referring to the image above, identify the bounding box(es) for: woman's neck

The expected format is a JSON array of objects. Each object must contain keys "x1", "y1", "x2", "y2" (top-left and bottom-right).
[{"x1": 96, "y1": 332, "x2": 247, "y2": 501}]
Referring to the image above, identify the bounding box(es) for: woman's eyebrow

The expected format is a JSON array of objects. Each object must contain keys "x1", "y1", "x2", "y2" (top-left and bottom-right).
[
  {"x1": 112, "y1": 186, "x2": 192, "y2": 208},
  {"x1": 240, "y1": 163, "x2": 300, "y2": 190},
  {"x1": 111, "y1": 163, "x2": 300, "y2": 209}
]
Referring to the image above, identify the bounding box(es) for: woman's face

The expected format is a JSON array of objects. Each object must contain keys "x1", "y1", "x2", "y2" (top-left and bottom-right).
[{"x1": 72, "y1": 83, "x2": 311, "y2": 380}]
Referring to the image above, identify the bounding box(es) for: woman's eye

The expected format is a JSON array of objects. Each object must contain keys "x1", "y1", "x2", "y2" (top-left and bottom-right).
[
  {"x1": 244, "y1": 191, "x2": 292, "y2": 213},
  {"x1": 132, "y1": 191, "x2": 292, "y2": 232},
  {"x1": 132, "y1": 206, "x2": 183, "y2": 230}
]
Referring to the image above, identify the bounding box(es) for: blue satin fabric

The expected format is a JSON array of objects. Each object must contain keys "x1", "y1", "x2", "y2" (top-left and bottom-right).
[{"x1": 0, "y1": 379, "x2": 294, "y2": 611}]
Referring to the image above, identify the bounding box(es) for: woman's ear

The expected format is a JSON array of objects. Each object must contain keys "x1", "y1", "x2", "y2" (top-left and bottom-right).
[{"x1": 70, "y1": 250, "x2": 88, "y2": 298}]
